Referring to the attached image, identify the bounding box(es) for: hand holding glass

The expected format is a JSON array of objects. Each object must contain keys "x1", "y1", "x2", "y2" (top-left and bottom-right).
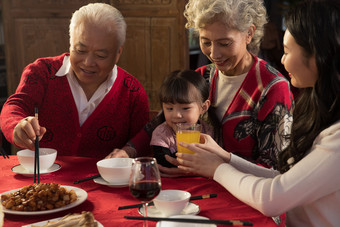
[{"x1": 176, "y1": 123, "x2": 201, "y2": 154}]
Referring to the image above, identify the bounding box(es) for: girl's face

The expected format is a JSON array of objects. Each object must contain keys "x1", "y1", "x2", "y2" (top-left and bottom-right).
[
  {"x1": 162, "y1": 87, "x2": 210, "y2": 132},
  {"x1": 199, "y1": 21, "x2": 253, "y2": 76},
  {"x1": 281, "y1": 30, "x2": 318, "y2": 88}
]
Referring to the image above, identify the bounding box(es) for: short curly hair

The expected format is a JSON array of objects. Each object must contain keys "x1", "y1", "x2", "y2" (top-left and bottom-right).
[{"x1": 184, "y1": 0, "x2": 267, "y2": 54}]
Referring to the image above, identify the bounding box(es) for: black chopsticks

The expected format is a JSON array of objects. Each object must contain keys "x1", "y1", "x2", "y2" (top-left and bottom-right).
[
  {"x1": 34, "y1": 107, "x2": 40, "y2": 183},
  {"x1": 124, "y1": 216, "x2": 253, "y2": 226},
  {"x1": 0, "y1": 147, "x2": 9, "y2": 159},
  {"x1": 73, "y1": 174, "x2": 101, "y2": 184},
  {"x1": 118, "y1": 193, "x2": 217, "y2": 210}
]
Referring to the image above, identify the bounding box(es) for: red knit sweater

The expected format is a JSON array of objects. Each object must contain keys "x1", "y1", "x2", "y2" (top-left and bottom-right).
[
  {"x1": 0, "y1": 53, "x2": 150, "y2": 159},
  {"x1": 196, "y1": 56, "x2": 294, "y2": 168}
]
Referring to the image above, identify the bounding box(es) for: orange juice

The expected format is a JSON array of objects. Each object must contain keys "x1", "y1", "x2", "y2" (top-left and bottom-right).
[{"x1": 176, "y1": 130, "x2": 200, "y2": 154}]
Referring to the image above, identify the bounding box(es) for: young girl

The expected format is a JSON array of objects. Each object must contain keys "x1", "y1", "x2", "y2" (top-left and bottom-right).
[
  {"x1": 177, "y1": 0, "x2": 340, "y2": 226},
  {"x1": 150, "y1": 70, "x2": 218, "y2": 168}
]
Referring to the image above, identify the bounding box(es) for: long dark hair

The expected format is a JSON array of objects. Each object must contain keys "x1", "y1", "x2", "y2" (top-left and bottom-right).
[{"x1": 278, "y1": 0, "x2": 340, "y2": 173}]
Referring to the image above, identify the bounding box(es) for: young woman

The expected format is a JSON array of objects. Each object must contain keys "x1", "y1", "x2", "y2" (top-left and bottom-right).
[
  {"x1": 151, "y1": 70, "x2": 217, "y2": 168},
  {"x1": 107, "y1": 0, "x2": 294, "y2": 178},
  {"x1": 177, "y1": 1, "x2": 340, "y2": 226}
]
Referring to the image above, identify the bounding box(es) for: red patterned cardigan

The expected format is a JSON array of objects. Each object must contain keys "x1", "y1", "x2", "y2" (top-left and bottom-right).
[{"x1": 0, "y1": 53, "x2": 150, "y2": 159}]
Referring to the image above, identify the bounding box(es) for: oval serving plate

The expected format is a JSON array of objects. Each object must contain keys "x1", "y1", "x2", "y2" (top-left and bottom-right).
[{"x1": 1, "y1": 185, "x2": 87, "y2": 215}]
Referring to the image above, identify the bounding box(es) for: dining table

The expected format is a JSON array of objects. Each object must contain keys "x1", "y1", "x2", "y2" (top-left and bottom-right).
[{"x1": 0, "y1": 155, "x2": 285, "y2": 227}]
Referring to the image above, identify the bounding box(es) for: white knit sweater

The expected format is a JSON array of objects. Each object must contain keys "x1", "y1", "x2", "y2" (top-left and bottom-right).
[{"x1": 214, "y1": 121, "x2": 340, "y2": 227}]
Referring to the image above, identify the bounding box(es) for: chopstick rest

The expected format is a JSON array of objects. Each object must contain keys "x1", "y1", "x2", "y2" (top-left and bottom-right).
[
  {"x1": 124, "y1": 216, "x2": 253, "y2": 226},
  {"x1": 118, "y1": 193, "x2": 217, "y2": 210}
]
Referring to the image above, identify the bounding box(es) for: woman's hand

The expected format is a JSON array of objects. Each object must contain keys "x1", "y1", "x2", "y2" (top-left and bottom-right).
[
  {"x1": 176, "y1": 133, "x2": 230, "y2": 179},
  {"x1": 13, "y1": 117, "x2": 46, "y2": 151}
]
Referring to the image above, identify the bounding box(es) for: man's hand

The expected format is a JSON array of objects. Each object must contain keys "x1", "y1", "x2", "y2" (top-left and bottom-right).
[{"x1": 13, "y1": 117, "x2": 46, "y2": 150}]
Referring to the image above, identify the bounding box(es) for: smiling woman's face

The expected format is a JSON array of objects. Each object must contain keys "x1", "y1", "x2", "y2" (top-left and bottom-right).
[
  {"x1": 199, "y1": 21, "x2": 251, "y2": 76},
  {"x1": 281, "y1": 30, "x2": 318, "y2": 88},
  {"x1": 69, "y1": 22, "x2": 122, "y2": 91}
]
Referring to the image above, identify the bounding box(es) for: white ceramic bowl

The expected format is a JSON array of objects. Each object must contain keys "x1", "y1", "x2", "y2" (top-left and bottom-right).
[
  {"x1": 96, "y1": 158, "x2": 133, "y2": 184},
  {"x1": 153, "y1": 190, "x2": 191, "y2": 217},
  {"x1": 17, "y1": 148, "x2": 57, "y2": 172}
]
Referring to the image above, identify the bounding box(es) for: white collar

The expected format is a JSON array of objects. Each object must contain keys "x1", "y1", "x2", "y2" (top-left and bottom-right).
[{"x1": 55, "y1": 55, "x2": 117, "y2": 91}]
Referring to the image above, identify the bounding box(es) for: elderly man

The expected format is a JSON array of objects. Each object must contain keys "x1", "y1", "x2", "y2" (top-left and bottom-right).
[{"x1": 0, "y1": 3, "x2": 150, "y2": 159}]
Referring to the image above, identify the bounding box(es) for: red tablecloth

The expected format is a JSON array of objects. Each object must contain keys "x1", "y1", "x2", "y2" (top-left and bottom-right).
[{"x1": 0, "y1": 156, "x2": 284, "y2": 227}]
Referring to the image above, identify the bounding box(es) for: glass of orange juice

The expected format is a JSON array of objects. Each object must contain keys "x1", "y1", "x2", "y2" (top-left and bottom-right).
[{"x1": 176, "y1": 123, "x2": 201, "y2": 154}]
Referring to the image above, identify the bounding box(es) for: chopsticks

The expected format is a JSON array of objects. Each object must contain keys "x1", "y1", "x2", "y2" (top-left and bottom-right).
[
  {"x1": 34, "y1": 107, "x2": 40, "y2": 184},
  {"x1": 73, "y1": 174, "x2": 101, "y2": 184},
  {"x1": 118, "y1": 193, "x2": 217, "y2": 210},
  {"x1": 124, "y1": 216, "x2": 253, "y2": 226},
  {"x1": 0, "y1": 147, "x2": 9, "y2": 159}
]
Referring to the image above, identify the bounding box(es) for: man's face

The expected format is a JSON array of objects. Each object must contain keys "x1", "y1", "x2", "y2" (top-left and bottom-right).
[{"x1": 70, "y1": 22, "x2": 122, "y2": 92}]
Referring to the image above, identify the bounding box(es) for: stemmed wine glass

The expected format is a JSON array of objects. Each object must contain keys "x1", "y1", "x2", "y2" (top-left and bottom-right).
[{"x1": 129, "y1": 157, "x2": 162, "y2": 227}]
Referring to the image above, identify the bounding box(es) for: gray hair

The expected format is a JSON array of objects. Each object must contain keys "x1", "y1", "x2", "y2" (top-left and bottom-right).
[
  {"x1": 184, "y1": 0, "x2": 267, "y2": 54},
  {"x1": 69, "y1": 3, "x2": 127, "y2": 47}
]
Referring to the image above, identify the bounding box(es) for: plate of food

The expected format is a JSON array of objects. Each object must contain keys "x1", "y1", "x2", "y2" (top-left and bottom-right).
[
  {"x1": 0, "y1": 183, "x2": 87, "y2": 215},
  {"x1": 22, "y1": 211, "x2": 102, "y2": 227}
]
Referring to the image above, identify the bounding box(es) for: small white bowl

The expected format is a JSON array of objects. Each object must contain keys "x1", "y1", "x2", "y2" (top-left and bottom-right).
[
  {"x1": 17, "y1": 148, "x2": 57, "y2": 172},
  {"x1": 153, "y1": 190, "x2": 191, "y2": 217},
  {"x1": 96, "y1": 158, "x2": 133, "y2": 184}
]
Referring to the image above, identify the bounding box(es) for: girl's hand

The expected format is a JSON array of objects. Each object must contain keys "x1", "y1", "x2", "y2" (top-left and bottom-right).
[
  {"x1": 176, "y1": 134, "x2": 229, "y2": 179},
  {"x1": 157, "y1": 155, "x2": 195, "y2": 178}
]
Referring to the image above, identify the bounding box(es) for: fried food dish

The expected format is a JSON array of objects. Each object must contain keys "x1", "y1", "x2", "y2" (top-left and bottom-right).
[
  {"x1": 1, "y1": 183, "x2": 77, "y2": 211},
  {"x1": 32, "y1": 211, "x2": 98, "y2": 227}
]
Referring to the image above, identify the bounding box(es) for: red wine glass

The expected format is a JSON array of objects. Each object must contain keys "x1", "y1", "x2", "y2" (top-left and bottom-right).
[{"x1": 129, "y1": 157, "x2": 161, "y2": 227}]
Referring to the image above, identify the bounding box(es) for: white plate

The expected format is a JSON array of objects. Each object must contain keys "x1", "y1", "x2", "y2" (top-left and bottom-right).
[
  {"x1": 1, "y1": 185, "x2": 87, "y2": 215},
  {"x1": 11, "y1": 163, "x2": 61, "y2": 177},
  {"x1": 156, "y1": 215, "x2": 216, "y2": 227},
  {"x1": 139, "y1": 202, "x2": 200, "y2": 218},
  {"x1": 22, "y1": 217, "x2": 103, "y2": 227},
  {"x1": 93, "y1": 177, "x2": 129, "y2": 188}
]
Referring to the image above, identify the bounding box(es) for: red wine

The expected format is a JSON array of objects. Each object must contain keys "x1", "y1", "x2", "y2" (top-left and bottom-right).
[{"x1": 130, "y1": 181, "x2": 161, "y2": 202}]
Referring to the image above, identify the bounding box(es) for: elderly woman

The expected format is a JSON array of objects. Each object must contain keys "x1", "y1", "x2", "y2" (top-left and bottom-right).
[
  {"x1": 0, "y1": 3, "x2": 150, "y2": 159},
  {"x1": 108, "y1": 0, "x2": 293, "y2": 177}
]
